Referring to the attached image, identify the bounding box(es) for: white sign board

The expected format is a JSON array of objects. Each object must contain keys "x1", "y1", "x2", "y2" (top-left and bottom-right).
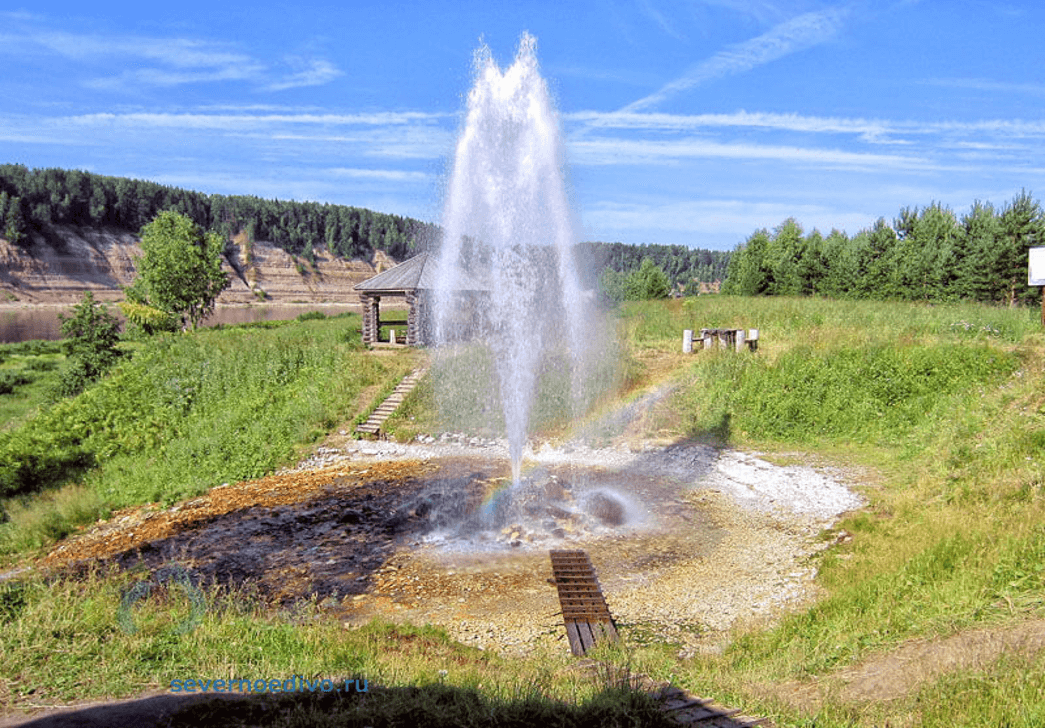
[{"x1": 1030, "y1": 247, "x2": 1045, "y2": 286}]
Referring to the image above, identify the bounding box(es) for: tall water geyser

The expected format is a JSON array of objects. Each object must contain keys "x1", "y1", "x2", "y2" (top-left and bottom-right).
[{"x1": 433, "y1": 33, "x2": 587, "y2": 492}]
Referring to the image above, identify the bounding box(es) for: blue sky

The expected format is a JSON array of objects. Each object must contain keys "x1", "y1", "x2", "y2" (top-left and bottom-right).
[{"x1": 3, "y1": 1, "x2": 1044, "y2": 251}]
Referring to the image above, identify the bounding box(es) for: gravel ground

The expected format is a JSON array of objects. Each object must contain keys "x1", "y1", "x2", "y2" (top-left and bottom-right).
[
  {"x1": 293, "y1": 434, "x2": 865, "y2": 658},
  {"x1": 22, "y1": 425, "x2": 867, "y2": 661}
]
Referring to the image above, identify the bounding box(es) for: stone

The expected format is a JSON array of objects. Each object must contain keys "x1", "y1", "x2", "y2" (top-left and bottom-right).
[{"x1": 586, "y1": 492, "x2": 626, "y2": 526}]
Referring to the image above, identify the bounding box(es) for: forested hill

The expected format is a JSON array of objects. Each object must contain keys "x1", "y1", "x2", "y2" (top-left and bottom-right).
[
  {"x1": 0, "y1": 165, "x2": 728, "y2": 288},
  {"x1": 0, "y1": 164, "x2": 437, "y2": 263}
]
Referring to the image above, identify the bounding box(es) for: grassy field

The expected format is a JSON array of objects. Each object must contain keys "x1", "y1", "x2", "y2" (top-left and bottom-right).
[
  {"x1": 0, "y1": 339, "x2": 66, "y2": 431},
  {"x1": 616, "y1": 296, "x2": 1045, "y2": 726},
  {"x1": 0, "y1": 313, "x2": 420, "y2": 557},
  {"x1": 2, "y1": 296, "x2": 1044, "y2": 726}
]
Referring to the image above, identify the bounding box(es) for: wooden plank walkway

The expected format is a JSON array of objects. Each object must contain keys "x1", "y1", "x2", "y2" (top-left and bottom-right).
[
  {"x1": 573, "y1": 660, "x2": 770, "y2": 727},
  {"x1": 553, "y1": 552, "x2": 770, "y2": 726},
  {"x1": 355, "y1": 367, "x2": 427, "y2": 437},
  {"x1": 654, "y1": 684, "x2": 768, "y2": 727},
  {"x1": 549, "y1": 550, "x2": 619, "y2": 656}
]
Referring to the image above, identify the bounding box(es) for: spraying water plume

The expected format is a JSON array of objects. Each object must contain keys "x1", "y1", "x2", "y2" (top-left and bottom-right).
[{"x1": 432, "y1": 33, "x2": 588, "y2": 510}]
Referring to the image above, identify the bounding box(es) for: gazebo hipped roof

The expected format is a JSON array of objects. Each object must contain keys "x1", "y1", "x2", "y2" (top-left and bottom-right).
[{"x1": 353, "y1": 252, "x2": 490, "y2": 294}]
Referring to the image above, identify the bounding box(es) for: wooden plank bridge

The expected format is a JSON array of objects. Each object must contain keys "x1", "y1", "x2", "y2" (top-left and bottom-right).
[
  {"x1": 551, "y1": 550, "x2": 770, "y2": 726},
  {"x1": 548, "y1": 549, "x2": 620, "y2": 656}
]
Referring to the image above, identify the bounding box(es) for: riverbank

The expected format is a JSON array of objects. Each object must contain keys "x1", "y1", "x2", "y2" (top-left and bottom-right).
[{"x1": 0, "y1": 301, "x2": 385, "y2": 343}]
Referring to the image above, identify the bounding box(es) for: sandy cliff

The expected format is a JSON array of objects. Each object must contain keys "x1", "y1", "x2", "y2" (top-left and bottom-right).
[{"x1": 0, "y1": 227, "x2": 393, "y2": 305}]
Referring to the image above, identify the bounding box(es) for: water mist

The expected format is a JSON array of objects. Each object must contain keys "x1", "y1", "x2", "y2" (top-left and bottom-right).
[{"x1": 432, "y1": 33, "x2": 588, "y2": 508}]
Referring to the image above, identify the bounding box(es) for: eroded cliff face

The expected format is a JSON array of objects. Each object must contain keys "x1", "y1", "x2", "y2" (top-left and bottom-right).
[{"x1": 0, "y1": 226, "x2": 391, "y2": 305}]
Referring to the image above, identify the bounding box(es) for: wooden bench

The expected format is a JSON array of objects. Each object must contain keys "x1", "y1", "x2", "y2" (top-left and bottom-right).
[{"x1": 683, "y1": 328, "x2": 759, "y2": 353}]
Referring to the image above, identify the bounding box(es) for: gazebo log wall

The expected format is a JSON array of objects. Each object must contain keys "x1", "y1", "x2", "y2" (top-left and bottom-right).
[
  {"x1": 405, "y1": 291, "x2": 426, "y2": 346},
  {"x1": 360, "y1": 294, "x2": 381, "y2": 345}
]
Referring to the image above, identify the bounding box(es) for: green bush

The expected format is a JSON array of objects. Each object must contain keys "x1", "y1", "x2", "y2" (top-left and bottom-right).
[
  {"x1": 296, "y1": 310, "x2": 327, "y2": 321},
  {"x1": 23, "y1": 358, "x2": 58, "y2": 372},
  {"x1": 0, "y1": 372, "x2": 32, "y2": 395},
  {"x1": 54, "y1": 292, "x2": 122, "y2": 397},
  {"x1": 0, "y1": 315, "x2": 388, "y2": 505}
]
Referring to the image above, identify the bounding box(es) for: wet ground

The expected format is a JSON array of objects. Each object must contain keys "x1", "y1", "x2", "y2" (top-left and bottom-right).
[{"x1": 39, "y1": 441, "x2": 859, "y2": 657}]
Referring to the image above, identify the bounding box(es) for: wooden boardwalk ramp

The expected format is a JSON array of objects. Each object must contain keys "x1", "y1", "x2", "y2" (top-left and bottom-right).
[
  {"x1": 355, "y1": 367, "x2": 427, "y2": 437},
  {"x1": 553, "y1": 550, "x2": 770, "y2": 726},
  {"x1": 549, "y1": 550, "x2": 620, "y2": 656}
]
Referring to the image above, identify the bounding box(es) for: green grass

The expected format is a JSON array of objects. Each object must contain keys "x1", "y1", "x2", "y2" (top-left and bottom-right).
[
  {"x1": 605, "y1": 295, "x2": 1045, "y2": 726},
  {"x1": 376, "y1": 310, "x2": 408, "y2": 345},
  {"x1": 0, "y1": 315, "x2": 418, "y2": 557},
  {"x1": 4, "y1": 295, "x2": 1045, "y2": 727},
  {"x1": 0, "y1": 566, "x2": 674, "y2": 727},
  {"x1": 0, "y1": 340, "x2": 66, "y2": 429},
  {"x1": 621, "y1": 295, "x2": 1041, "y2": 352}
]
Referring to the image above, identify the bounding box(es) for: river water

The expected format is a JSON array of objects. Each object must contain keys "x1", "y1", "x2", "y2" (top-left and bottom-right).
[{"x1": 0, "y1": 302, "x2": 362, "y2": 343}]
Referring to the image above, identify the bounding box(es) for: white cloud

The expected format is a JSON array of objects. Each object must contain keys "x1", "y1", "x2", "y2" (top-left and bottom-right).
[
  {"x1": 63, "y1": 110, "x2": 446, "y2": 130},
  {"x1": 622, "y1": 7, "x2": 848, "y2": 111},
  {"x1": 571, "y1": 136, "x2": 929, "y2": 170},
  {"x1": 569, "y1": 109, "x2": 1045, "y2": 141},
  {"x1": 0, "y1": 19, "x2": 343, "y2": 93},
  {"x1": 638, "y1": 0, "x2": 685, "y2": 40},
  {"x1": 923, "y1": 77, "x2": 1045, "y2": 97},
  {"x1": 265, "y1": 59, "x2": 345, "y2": 92},
  {"x1": 569, "y1": 109, "x2": 894, "y2": 139},
  {"x1": 582, "y1": 197, "x2": 879, "y2": 246},
  {"x1": 326, "y1": 167, "x2": 431, "y2": 182}
]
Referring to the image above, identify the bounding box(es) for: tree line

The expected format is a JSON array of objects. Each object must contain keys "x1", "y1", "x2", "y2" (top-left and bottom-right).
[
  {"x1": 723, "y1": 191, "x2": 1045, "y2": 306},
  {"x1": 576, "y1": 242, "x2": 731, "y2": 292},
  {"x1": 0, "y1": 164, "x2": 437, "y2": 262}
]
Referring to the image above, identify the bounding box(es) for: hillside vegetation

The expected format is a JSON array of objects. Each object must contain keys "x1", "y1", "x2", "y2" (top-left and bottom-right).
[
  {"x1": 1, "y1": 296, "x2": 1044, "y2": 726},
  {"x1": 0, "y1": 314, "x2": 419, "y2": 553},
  {"x1": 0, "y1": 165, "x2": 728, "y2": 288}
]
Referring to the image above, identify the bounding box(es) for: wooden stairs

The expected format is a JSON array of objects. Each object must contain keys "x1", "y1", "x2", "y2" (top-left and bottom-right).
[{"x1": 355, "y1": 367, "x2": 427, "y2": 437}]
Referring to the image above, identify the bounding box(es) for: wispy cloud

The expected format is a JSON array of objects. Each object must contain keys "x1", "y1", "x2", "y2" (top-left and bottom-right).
[
  {"x1": 638, "y1": 0, "x2": 684, "y2": 40},
  {"x1": 85, "y1": 64, "x2": 265, "y2": 91},
  {"x1": 572, "y1": 136, "x2": 929, "y2": 170},
  {"x1": 0, "y1": 108, "x2": 453, "y2": 162},
  {"x1": 921, "y1": 77, "x2": 1045, "y2": 97},
  {"x1": 583, "y1": 198, "x2": 876, "y2": 238},
  {"x1": 64, "y1": 110, "x2": 446, "y2": 130},
  {"x1": 569, "y1": 109, "x2": 894, "y2": 140},
  {"x1": 326, "y1": 167, "x2": 430, "y2": 182},
  {"x1": 265, "y1": 59, "x2": 345, "y2": 92},
  {"x1": 0, "y1": 17, "x2": 342, "y2": 93},
  {"x1": 568, "y1": 109, "x2": 1045, "y2": 147},
  {"x1": 622, "y1": 7, "x2": 848, "y2": 111}
]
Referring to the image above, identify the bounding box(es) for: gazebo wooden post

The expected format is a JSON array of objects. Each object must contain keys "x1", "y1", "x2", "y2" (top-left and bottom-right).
[
  {"x1": 405, "y1": 291, "x2": 419, "y2": 346},
  {"x1": 361, "y1": 293, "x2": 380, "y2": 345}
]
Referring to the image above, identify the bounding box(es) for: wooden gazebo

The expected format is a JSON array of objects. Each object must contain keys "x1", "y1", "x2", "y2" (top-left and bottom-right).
[{"x1": 353, "y1": 252, "x2": 490, "y2": 347}]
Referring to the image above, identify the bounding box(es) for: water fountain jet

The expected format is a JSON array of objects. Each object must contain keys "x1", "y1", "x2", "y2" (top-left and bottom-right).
[{"x1": 432, "y1": 33, "x2": 589, "y2": 520}]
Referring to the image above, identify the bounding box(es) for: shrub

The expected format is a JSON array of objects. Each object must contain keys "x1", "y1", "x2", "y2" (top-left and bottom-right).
[
  {"x1": 53, "y1": 292, "x2": 122, "y2": 398},
  {"x1": 296, "y1": 310, "x2": 327, "y2": 321},
  {"x1": 0, "y1": 372, "x2": 32, "y2": 395}
]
